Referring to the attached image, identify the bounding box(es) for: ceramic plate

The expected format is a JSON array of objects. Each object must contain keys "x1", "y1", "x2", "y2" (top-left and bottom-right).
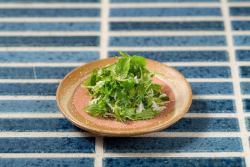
[{"x1": 56, "y1": 58, "x2": 192, "y2": 136}]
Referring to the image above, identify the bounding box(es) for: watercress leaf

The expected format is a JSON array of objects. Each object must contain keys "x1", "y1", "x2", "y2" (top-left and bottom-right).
[
  {"x1": 85, "y1": 69, "x2": 97, "y2": 87},
  {"x1": 130, "y1": 55, "x2": 146, "y2": 68},
  {"x1": 134, "y1": 109, "x2": 159, "y2": 120},
  {"x1": 86, "y1": 102, "x2": 107, "y2": 117},
  {"x1": 115, "y1": 56, "x2": 130, "y2": 78},
  {"x1": 119, "y1": 51, "x2": 130, "y2": 57},
  {"x1": 151, "y1": 83, "x2": 161, "y2": 92}
]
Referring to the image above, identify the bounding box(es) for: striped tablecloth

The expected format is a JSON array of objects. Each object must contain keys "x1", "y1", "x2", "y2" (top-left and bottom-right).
[{"x1": 0, "y1": 0, "x2": 249, "y2": 166}]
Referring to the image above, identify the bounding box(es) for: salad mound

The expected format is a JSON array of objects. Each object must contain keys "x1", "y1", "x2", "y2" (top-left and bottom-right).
[{"x1": 83, "y1": 52, "x2": 169, "y2": 122}]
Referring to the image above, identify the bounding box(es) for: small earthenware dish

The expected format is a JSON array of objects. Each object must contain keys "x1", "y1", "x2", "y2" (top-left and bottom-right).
[{"x1": 56, "y1": 58, "x2": 192, "y2": 136}]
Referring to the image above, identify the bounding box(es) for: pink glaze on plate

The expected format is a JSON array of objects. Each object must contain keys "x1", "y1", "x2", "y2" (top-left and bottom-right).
[{"x1": 72, "y1": 77, "x2": 175, "y2": 130}]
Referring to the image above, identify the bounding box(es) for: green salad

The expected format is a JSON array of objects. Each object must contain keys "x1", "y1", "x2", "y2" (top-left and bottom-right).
[{"x1": 83, "y1": 52, "x2": 169, "y2": 122}]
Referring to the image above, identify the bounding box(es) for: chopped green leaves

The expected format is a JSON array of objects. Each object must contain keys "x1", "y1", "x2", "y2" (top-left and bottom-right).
[{"x1": 84, "y1": 52, "x2": 168, "y2": 122}]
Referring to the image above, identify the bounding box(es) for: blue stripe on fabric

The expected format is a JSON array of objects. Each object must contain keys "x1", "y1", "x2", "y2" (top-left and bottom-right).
[
  {"x1": 234, "y1": 36, "x2": 250, "y2": 46},
  {"x1": 239, "y1": 66, "x2": 250, "y2": 78},
  {"x1": 0, "y1": 22, "x2": 100, "y2": 31},
  {"x1": 104, "y1": 137, "x2": 243, "y2": 152},
  {"x1": 35, "y1": 67, "x2": 75, "y2": 79},
  {"x1": 109, "y1": 51, "x2": 229, "y2": 62},
  {"x1": 191, "y1": 82, "x2": 233, "y2": 95},
  {"x1": 0, "y1": 0, "x2": 99, "y2": 2},
  {"x1": 111, "y1": 0, "x2": 219, "y2": 2},
  {"x1": 246, "y1": 117, "x2": 250, "y2": 131},
  {"x1": 243, "y1": 99, "x2": 250, "y2": 112},
  {"x1": 175, "y1": 66, "x2": 231, "y2": 78},
  {"x1": 0, "y1": 158, "x2": 94, "y2": 167},
  {"x1": 0, "y1": 118, "x2": 80, "y2": 132},
  {"x1": 0, "y1": 67, "x2": 34, "y2": 79},
  {"x1": 0, "y1": 9, "x2": 100, "y2": 17},
  {"x1": 110, "y1": 8, "x2": 221, "y2": 17},
  {"x1": 230, "y1": 7, "x2": 250, "y2": 16},
  {"x1": 190, "y1": 99, "x2": 236, "y2": 113},
  {"x1": 232, "y1": 21, "x2": 250, "y2": 30},
  {"x1": 0, "y1": 67, "x2": 75, "y2": 79},
  {"x1": 1, "y1": 67, "x2": 73, "y2": 78},
  {"x1": 0, "y1": 66, "x2": 231, "y2": 79},
  {"x1": 241, "y1": 82, "x2": 250, "y2": 94},
  {"x1": 110, "y1": 21, "x2": 224, "y2": 31},
  {"x1": 0, "y1": 83, "x2": 58, "y2": 95},
  {"x1": 0, "y1": 36, "x2": 99, "y2": 47},
  {"x1": 164, "y1": 118, "x2": 239, "y2": 132},
  {"x1": 0, "y1": 137, "x2": 95, "y2": 153},
  {"x1": 103, "y1": 158, "x2": 245, "y2": 167},
  {"x1": 0, "y1": 100, "x2": 58, "y2": 113},
  {"x1": 0, "y1": 51, "x2": 99, "y2": 63},
  {"x1": 236, "y1": 50, "x2": 250, "y2": 61},
  {"x1": 109, "y1": 36, "x2": 226, "y2": 47}
]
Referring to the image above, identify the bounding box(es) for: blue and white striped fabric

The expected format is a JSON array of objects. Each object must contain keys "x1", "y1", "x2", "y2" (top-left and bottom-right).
[{"x1": 0, "y1": 0, "x2": 249, "y2": 167}]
